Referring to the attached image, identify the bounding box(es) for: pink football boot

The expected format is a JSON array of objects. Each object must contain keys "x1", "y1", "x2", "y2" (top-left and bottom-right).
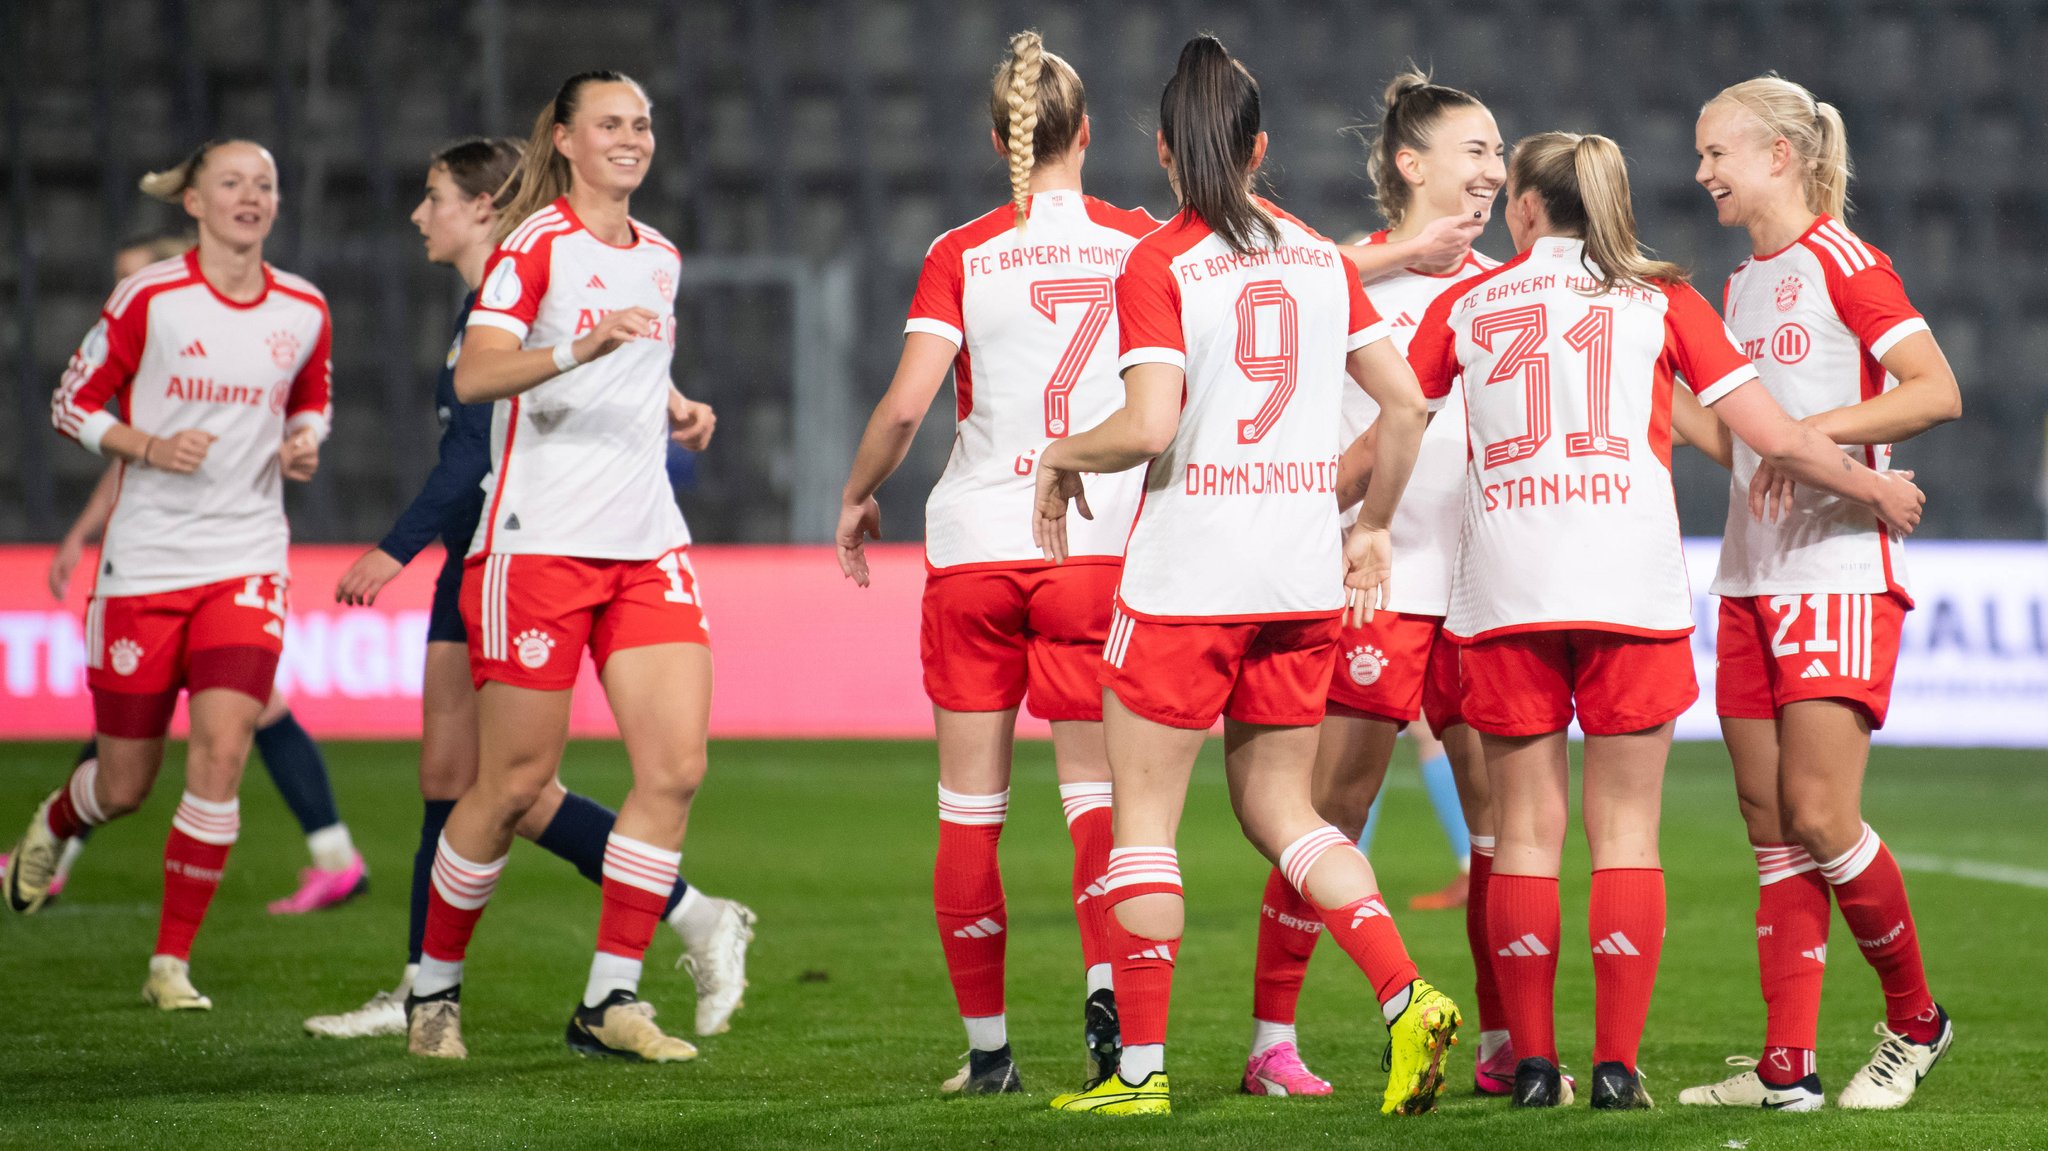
[
  {"x1": 1243, "y1": 1041, "x2": 1334, "y2": 1097},
  {"x1": 267, "y1": 853, "x2": 369, "y2": 915},
  {"x1": 1475, "y1": 1034, "x2": 1517, "y2": 1095}
]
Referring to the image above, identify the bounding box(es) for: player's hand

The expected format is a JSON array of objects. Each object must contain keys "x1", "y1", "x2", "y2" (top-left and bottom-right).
[
  {"x1": 836, "y1": 497, "x2": 882, "y2": 587},
  {"x1": 1746, "y1": 460, "x2": 1797, "y2": 523},
  {"x1": 1872, "y1": 469, "x2": 1924, "y2": 537},
  {"x1": 1032, "y1": 462, "x2": 1092, "y2": 564},
  {"x1": 1342, "y1": 524, "x2": 1392, "y2": 627},
  {"x1": 669, "y1": 391, "x2": 716, "y2": 451},
  {"x1": 1408, "y1": 210, "x2": 1486, "y2": 272},
  {"x1": 279, "y1": 427, "x2": 320, "y2": 482},
  {"x1": 573, "y1": 306, "x2": 657, "y2": 364},
  {"x1": 47, "y1": 537, "x2": 83, "y2": 601},
  {"x1": 336, "y1": 547, "x2": 404, "y2": 606},
  {"x1": 150, "y1": 429, "x2": 215, "y2": 474}
]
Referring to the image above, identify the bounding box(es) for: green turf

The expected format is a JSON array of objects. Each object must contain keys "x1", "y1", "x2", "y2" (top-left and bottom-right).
[{"x1": 0, "y1": 738, "x2": 2042, "y2": 1149}]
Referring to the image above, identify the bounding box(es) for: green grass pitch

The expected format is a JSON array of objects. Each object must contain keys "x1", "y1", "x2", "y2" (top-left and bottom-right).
[{"x1": 1, "y1": 738, "x2": 2043, "y2": 1149}]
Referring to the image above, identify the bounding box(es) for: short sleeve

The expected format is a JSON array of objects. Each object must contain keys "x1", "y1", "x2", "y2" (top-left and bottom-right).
[
  {"x1": 1663, "y1": 282, "x2": 1758, "y2": 406},
  {"x1": 468, "y1": 245, "x2": 549, "y2": 342},
  {"x1": 1115, "y1": 244, "x2": 1184, "y2": 372},
  {"x1": 1404, "y1": 286, "x2": 1464, "y2": 404},
  {"x1": 1836, "y1": 264, "x2": 1928, "y2": 361},
  {"x1": 286, "y1": 306, "x2": 334, "y2": 441},
  {"x1": 1342, "y1": 255, "x2": 1391, "y2": 353},
  {"x1": 904, "y1": 236, "x2": 965, "y2": 346},
  {"x1": 51, "y1": 295, "x2": 147, "y2": 455}
]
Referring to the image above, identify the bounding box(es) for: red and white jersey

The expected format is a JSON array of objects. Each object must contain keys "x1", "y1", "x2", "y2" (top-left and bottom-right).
[
  {"x1": 906, "y1": 191, "x2": 1159, "y2": 570},
  {"x1": 1710, "y1": 215, "x2": 1925, "y2": 599},
  {"x1": 466, "y1": 197, "x2": 689, "y2": 561},
  {"x1": 1350, "y1": 232, "x2": 1498, "y2": 616},
  {"x1": 1114, "y1": 199, "x2": 1416, "y2": 622},
  {"x1": 1408, "y1": 237, "x2": 1758, "y2": 642},
  {"x1": 51, "y1": 251, "x2": 333, "y2": 598}
]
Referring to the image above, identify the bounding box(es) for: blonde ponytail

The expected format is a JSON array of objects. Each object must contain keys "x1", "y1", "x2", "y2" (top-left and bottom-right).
[
  {"x1": 988, "y1": 31, "x2": 1086, "y2": 232},
  {"x1": 491, "y1": 70, "x2": 647, "y2": 245},
  {"x1": 1509, "y1": 131, "x2": 1685, "y2": 295},
  {"x1": 1707, "y1": 74, "x2": 1853, "y2": 221}
]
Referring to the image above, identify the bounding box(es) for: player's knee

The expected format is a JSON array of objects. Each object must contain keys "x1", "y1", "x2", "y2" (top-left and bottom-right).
[
  {"x1": 1783, "y1": 805, "x2": 1858, "y2": 861},
  {"x1": 1112, "y1": 892, "x2": 1183, "y2": 941},
  {"x1": 95, "y1": 776, "x2": 150, "y2": 818}
]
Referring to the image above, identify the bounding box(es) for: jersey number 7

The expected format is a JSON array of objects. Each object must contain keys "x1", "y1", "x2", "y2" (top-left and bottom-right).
[
  {"x1": 1030, "y1": 278, "x2": 1115, "y2": 437},
  {"x1": 1471, "y1": 303, "x2": 1629, "y2": 468}
]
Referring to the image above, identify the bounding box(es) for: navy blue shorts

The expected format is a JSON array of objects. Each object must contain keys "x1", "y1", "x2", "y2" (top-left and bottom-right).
[{"x1": 428, "y1": 549, "x2": 467, "y2": 644}]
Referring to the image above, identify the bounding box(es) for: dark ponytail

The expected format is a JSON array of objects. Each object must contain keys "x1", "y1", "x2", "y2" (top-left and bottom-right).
[{"x1": 1159, "y1": 35, "x2": 1276, "y2": 256}]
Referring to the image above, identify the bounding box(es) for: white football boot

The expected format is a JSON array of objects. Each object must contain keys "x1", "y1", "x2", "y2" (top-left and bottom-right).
[
  {"x1": 677, "y1": 898, "x2": 756, "y2": 1035},
  {"x1": 1677, "y1": 1056, "x2": 1824, "y2": 1111},
  {"x1": 1838, "y1": 1008, "x2": 1952, "y2": 1110},
  {"x1": 142, "y1": 956, "x2": 213, "y2": 1011}
]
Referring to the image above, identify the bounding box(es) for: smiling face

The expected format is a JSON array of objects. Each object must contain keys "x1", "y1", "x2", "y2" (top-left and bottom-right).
[
  {"x1": 182, "y1": 141, "x2": 278, "y2": 251},
  {"x1": 1405, "y1": 105, "x2": 1506, "y2": 225},
  {"x1": 410, "y1": 163, "x2": 493, "y2": 266},
  {"x1": 1695, "y1": 100, "x2": 1794, "y2": 229},
  {"x1": 555, "y1": 81, "x2": 653, "y2": 197}
]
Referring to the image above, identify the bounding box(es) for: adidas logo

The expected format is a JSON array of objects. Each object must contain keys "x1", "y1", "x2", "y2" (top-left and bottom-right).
[
  {"x1": 1497, "y1": 933, "x2": 1551, "y2": 958},
  {"x1": 952, "y1": 916, "x2": 1003, "y2": 940},
  {"x1": 1391, "y1": 310, "x2": 1417, "y2": 327},
  {"x1": 1801, "y1": 945, "x2": 1828, "y2": 965},
  {"x1": 1076, "y1": 878, "x2": 1108, "y2": 904},
  {"x1": 178, "y1": 339, "x2": 207, "y2": 358},
  {"x1": 1799, "y1": 658, "x2": 1830, "y2": 680},
  {"x1": 1126, "y1": 944, "x2": 1175, "y2": 963},
  {"x1": 1349, "y1": 896, "x2": 1390, "y2": 929},
  {"x1": 1591, "y1": 931, "x2": 1640, "y2": 957},
  {"x1": 586, "y1": 274, "x2": 607, "y2": 290}
]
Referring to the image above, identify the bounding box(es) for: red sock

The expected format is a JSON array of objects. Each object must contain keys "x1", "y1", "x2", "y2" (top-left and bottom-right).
[
  {"x1": 1103, "y1": 846, "x2": 1183, "y2": 1048},
  {"x1": 1060, "y1": 784, "x2": 1114, "y2": 975},
  {"x1": 1467, "y1": 839, "x2": 1504, "y2": 1033},
  {"x1": 595, "y1": 833, "x2": 678, "y2": 963},
  {"x1": 1277, "y1": 827, "x2": 1417, "y2": 1006},
  {"x1": 1821, "y1": 825, "x2": 1937, "y2": 1042},
  {"x1": 1754, "y1": 842, "x2": 1829, "y2": 1074},
  {"x1": 1251, "y1": 866, "x2": 1322, "y2": 1023},
  {"x1": 934, "y1": 789, "x2": 1007, "y2": 1019},
  {"x1": 45, "y1": 758, "x2": 107, "y2": 840},
  {"x1": 1589, "y1": 868, "x2": 1664, "y2": 1070},
  {"x1": 419, "y1": 834, "x2": 505, "y2": 965},
  {"x1": 154, "y1": 794, "x2": 238, "y2": 960},
  {"x1": 1488, "y1": 873, "x2": 1560, "y2": 1066}
]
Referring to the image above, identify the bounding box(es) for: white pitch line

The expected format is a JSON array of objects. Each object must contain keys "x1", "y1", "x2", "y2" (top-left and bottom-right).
[{"x1": 1895, "y1": 853, "x2": 2048, "y2": 892}]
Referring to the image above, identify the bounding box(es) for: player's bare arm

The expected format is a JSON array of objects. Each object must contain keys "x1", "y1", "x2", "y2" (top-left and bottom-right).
[
  {"x1": 1670, "y1": 384, "x2": 1735, "y2": 470},
  {"x1": 1801, "y1": 330, "x2": 1961, "y2": 445},
  {"x1": 1712, "y1": 380, "x2": 1925, "y2": 534},
  {"x1": 1336, "y1": 212, "x2": 1483, "y2": 281},
  {"x1": 1033, "y1": 362, "x2": 1180, "y2": 564},
  {"x1": 667, "y1": 385, "x2": 716, "y2": 451},
  {"x1": 836, "y1": 331, "x2": 955, "y2": 586},
  {"x1": 97, "y1": 422, "x2": 215, "y2": 475},
  {"x1": 453, "y1": 305, "x2": 656, "y2": 403}
]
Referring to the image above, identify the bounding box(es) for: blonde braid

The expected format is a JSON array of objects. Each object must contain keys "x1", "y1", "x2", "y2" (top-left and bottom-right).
[{"x1": 1005, "y1": 31, "x2": 1044, "y2": 229}]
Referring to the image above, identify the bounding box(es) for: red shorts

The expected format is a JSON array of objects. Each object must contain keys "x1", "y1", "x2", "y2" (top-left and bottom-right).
[
  {"x1": 920, "y1": 562, "x2": 1119, "y2": 721},
  {"x1": 85, "y1": 573, "x2": 288, "y2": 738},
  {"x1": 1459, "y1": 629, "x2": 1697, "y2": 737},
  {"x1": 462, "y1": 547, "x2": 710, "y2": 691},
  {"x1": 1100, "y1": 605, "x2": 1341, "y2": 730},
  {"x1": 1716, "y1": 592, "x2": 1908, "y2": 728},
  {"x1": 1327, "y1": 610, "x2": 1465, "y2": 737}
]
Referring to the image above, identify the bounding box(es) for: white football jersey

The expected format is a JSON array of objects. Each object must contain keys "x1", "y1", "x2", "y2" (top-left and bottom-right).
[
  {"x1": 467, "y1": 197, "x2": 690, "y2": 560},
  {"x1": 1710, "y1": 216, "x2": 1926, "y2": 599},
  {"x1": 1408, "y1": 237, "x2": 1758, "y2": 641},
  {"x1": 1114, "y1": 199, "x2": 1422, "y2": 621},
  {"x1": 1348, "y1": 232, "x2": 1498, "y2": 616},
  {"x1": 906, "y1": 191, "x2": 1158, "y2": 570},
  {"x1": 52, "y1": 252, "x2": 334, "y2": 597}
]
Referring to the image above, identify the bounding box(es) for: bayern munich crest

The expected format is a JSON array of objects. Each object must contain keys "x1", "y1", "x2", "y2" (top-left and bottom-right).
[
  {"x1": 267, "y1": 329, "x2": 302, "y2": 369},
  {"x1": 1345, "y1": 644, "x2": 1387, "y2": 687},
  {"x1": 514, "y1": 628, "x2": 556, "y2": 669},
  {"x1": 1774, "y1": 275, "x2": 1802, "y2": 312},
  {"x1": 652, "y1": 268, "x2": 676, "y2": 302},
  {"x1": 109, "y1": 638, "x2": 143, "y2": 676}
]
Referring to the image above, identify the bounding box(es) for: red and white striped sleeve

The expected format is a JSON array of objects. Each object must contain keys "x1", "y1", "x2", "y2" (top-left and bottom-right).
[
  {"x1": 1404, "y1": 282, "x2": 1464, "y2": 404},
  {"x1": 1662, "y1": 280, "x2": 1759, "y2": 405},
  {"x1": 904, "y1": 232, "x2": 966, "y2": 347},
  {"x1": 51, "y1": 287, "x2": 149, "y2": 455},
  {"x1": 1114, "y1": 240, "x2": 1184, "y2": 373},
  {"x1": 1342, "y1": 254, "x2": 1392, "y2": 353},
  {"x1": 1803, "y1": 220, "x2": 1928, "y2": 360},
  {"x1": 287, "y1": 300, "x2": 334, "y2": 441},
  {"x1": 469, "y1": 207, "x2": 568, "y2": 342}
]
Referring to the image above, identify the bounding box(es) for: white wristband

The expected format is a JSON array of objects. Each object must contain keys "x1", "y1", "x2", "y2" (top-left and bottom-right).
[{"x1": 552, "y1": 340, "x2": 581, "y2": 374}]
